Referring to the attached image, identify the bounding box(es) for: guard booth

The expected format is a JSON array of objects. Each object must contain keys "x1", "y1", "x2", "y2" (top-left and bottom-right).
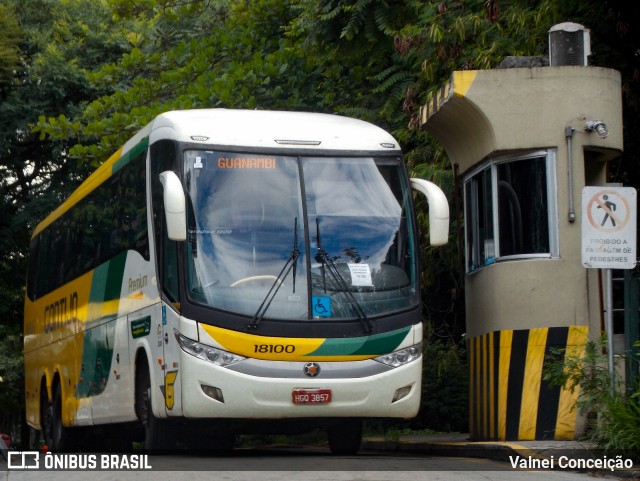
[{"x1": 419, "y1": 25, "x2": 625, "y2": 441}]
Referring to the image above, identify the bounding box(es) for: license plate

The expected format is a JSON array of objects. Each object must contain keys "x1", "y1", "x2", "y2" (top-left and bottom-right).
[{"x1": 292, "y1": 388, "x2": 332, "y2": 405}]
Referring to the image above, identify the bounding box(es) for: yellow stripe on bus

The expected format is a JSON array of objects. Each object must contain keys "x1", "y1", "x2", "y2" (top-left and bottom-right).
[
  {"x1": 32, "y1": 147, "x2": 124, "y2": 237},
  {"x1": 200, "y1": 325, "x2": 374, "y2": 362}
]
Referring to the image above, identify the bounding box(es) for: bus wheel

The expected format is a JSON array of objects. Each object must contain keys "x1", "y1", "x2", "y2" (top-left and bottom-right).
[
  {"x1": 51, "y1": 384, "x2": 75, "y2": 452},
  {"x1": 40, "y1": 387, "x2": 53, "y2": 449},
  {"x1": 136, "y1": 363, "x2": 172, "y2": 451},
  {"x1": 327, "y1": 420, "x2": 363, "y2": 455}
]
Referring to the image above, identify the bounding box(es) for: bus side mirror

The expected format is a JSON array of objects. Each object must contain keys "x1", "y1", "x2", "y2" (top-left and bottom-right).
[
  {"x1": 410, "y1": 178, "x2": 450, "y2": 246},
  {"x1": 159, "y1": 171, "x2": 187, "y2": 241}
]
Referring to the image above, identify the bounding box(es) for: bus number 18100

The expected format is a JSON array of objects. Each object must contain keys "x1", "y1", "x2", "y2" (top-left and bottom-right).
[{"x1": 253, "y1": 344, "x2": 295, "y2": 354}]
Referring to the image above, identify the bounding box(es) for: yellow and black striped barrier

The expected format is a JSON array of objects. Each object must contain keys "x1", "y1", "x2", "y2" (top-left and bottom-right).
[{"x1": 467, "y1": 326, "x2": 588, "y2": 441}]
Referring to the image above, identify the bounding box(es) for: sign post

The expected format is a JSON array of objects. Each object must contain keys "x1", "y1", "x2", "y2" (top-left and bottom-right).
[{"x1": 582, "y1": 186, "x2": 637, "y2": 393}]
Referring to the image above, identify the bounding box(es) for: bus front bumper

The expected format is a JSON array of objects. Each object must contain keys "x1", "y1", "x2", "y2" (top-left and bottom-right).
[{"x1": 178, "y1": 351, "x2": 422, "y2": 420}]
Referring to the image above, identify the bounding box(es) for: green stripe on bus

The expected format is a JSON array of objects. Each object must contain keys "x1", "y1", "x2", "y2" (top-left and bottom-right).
[
  {"x1": 103, "y1": 251, "x2": 127, "y2": 302},
  {"x1": 352, "y1": 326, "x2": 411, "y2": 355},
  {"x1": 306, "y1": 326, "x2": 411, "y2": 356},
  {"x1": 112, "y1": 137, "x2": 149, "y2": 174},
  {"x1": 77, "y1": 252, "x2": 128, "y2": 398}
]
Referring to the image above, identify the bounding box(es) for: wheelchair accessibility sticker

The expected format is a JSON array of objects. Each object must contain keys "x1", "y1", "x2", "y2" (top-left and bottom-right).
[{"x1": 312, "y1": 296, "x2": 331, "y2": 317}]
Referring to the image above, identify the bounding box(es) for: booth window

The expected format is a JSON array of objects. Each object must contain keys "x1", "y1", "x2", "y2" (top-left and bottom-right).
[{"x1": 464, "y1": 150, "x2": 558, "y2": 272}]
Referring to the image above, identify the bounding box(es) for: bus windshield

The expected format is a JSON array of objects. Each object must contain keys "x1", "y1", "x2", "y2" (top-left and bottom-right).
[{"x1": 184, "y1": 150, "x2": 417, "y2": 322}]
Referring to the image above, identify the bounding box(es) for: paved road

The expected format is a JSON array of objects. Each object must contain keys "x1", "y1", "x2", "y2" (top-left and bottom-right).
[{"x1": 1, "y1": 445, "x2": 611, "y2": 481}]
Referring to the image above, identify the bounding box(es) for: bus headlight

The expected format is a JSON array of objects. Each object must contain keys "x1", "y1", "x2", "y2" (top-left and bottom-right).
[
  {"x1": 374, "y1": 343, "x2": 422, "y2": 368},
  {"x1": 175, "y1": 329, "x2": 246, "y2": 367}
]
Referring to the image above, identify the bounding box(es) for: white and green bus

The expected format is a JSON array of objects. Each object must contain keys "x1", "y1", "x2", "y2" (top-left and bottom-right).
[{"x1": 24, "y1": 109, "x2": 449, "y2": 453}]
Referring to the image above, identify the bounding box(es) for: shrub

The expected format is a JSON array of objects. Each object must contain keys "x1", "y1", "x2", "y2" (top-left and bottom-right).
[
  {"x1": 543, "y1": 336, "x2": 640, "y2": 460},
  {"x1": 413, "y1": 337, "x2": 469, "y2": 433}
]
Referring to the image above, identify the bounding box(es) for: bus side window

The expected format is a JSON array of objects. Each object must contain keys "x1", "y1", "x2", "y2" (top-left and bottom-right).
[{"x1": 151, "y1": 140, "x2": 180, "y2": 305}]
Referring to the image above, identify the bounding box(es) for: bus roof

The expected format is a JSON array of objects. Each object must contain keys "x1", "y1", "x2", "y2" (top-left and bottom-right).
[
  {"x1": 147, "y1": 109, "x2": 400, "y2": 152},
  {"x1": 32, "y1": 109, "x2": 401, "y2": 237}
]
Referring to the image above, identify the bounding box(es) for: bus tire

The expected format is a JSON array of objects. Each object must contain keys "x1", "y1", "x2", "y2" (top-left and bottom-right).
[
  {"x1": 327, "y1": 419, "x2": 362, "y2": 455},
  {"x1": 51, "y1": 384, "x2": 75, "y2": 452},
  {"x1": 40, "y1": 384, "x2": 52, "y2": 449},
  {"x1": 136, "y1": 361, "x2": 172, "y2": 451}
]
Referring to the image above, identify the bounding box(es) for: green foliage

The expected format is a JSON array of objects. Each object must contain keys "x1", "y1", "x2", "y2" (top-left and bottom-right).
[
  {"x1": 35, "y1": 0, "x2": 320, "y2": 164},
  {"x1": 0, "y1": 2, "x2": 21, "y2": 88},
  {"x1": 0, "y1": 240, "x2": 25, "y2": 436},
  {"x1": 398, "y1": 0, "x2": 556, "y2": 125},
  {"x1": 414, "y1": 334, "x2": 469, "y2": 432},
  {"x1": 543, "y1": 337, "x2": 640, "y2": 459},
  {"x1": 0, "y1": 326, "x2": 23, "y2": 414}
]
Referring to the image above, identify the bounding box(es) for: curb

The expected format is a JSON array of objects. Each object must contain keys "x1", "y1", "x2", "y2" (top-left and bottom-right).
[{"x1": 362, "y1": 437, "x2": 533, "y2": 463}]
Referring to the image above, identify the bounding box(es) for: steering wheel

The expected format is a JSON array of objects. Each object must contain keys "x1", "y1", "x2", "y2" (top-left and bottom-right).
[
  {"x1": 230, "y1": 275, "x2": 281, "y2": 287},
  {"x1": 201, "y1": 280, "x2": 220, "y2": 289}
]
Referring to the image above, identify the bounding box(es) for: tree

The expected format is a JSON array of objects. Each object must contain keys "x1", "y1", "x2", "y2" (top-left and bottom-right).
[
  {"x1": 558, "y1": 0, "x2": 640, "y2": 187},
  {"x1": 0, "y1": 0, "x2": 135, "y2": 442},
  {"x1": 0, "y1": 2, "x2": 21, "y2": 88},
  {"x1": 36, "y1": 0, "x2": 316, "y2": 161}
]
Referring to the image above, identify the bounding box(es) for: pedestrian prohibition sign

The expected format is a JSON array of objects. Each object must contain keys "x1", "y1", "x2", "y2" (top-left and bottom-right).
[{"x1": 581, "y1": 186, "x2": 637, "y2": 269}]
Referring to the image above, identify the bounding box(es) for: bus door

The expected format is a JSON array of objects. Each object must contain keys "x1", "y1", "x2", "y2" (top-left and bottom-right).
[{"x1": 88, "y1": 313, "x2": 132, "y2": 424}]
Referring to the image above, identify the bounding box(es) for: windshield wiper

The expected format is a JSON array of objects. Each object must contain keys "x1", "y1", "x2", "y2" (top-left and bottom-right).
[
  {"x1": 247, "y1": 218, "x2": 300, "y2": 331},
  {"x1": 315, "y1": 218, "x2": 373, "y2": 334}
]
